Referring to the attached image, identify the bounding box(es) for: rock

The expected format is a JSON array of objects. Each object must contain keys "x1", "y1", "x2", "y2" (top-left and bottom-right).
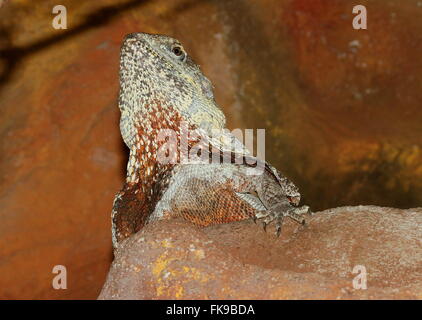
[{"x1": 99, "y1": 206, "x2": 422, "y2": 299}]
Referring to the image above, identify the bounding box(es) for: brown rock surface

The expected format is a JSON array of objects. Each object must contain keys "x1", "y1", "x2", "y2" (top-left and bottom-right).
[{"x1": 99, "y1": 206, "x2": 422, "y2": 299}]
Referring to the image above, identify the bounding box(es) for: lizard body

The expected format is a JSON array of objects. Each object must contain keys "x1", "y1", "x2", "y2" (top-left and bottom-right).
[{"x1": 112, "y1": 33, "x2": 310, "y2": 247}]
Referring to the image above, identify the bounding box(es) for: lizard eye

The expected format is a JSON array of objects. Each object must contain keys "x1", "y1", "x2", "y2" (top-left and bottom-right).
[{"x1": 171, "y1": 46, "x2": 186, "y2": 61}]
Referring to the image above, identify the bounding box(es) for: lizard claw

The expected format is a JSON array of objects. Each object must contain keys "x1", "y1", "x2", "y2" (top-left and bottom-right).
[
  {"x1": 275, "y1": 215, "x2": 284, "y2": 237},
  {"x1": 254, "y1": 205, "x2": 310, "y2": 237},
  {"x1": 275, "y1": 225, "x2": 282, "y2": 237},
  {"x1": 286, "y1": 205, "x2": 309, "y2": 225}
]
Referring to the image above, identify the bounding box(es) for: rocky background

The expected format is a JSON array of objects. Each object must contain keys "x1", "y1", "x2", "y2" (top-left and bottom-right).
[{"x1": 0, "y1": 0, "x2": 421, "y2": 299}]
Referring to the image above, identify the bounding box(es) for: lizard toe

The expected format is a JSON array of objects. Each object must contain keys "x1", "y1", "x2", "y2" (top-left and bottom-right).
[
  {"x1": 285, "y1": 205, "x2": 310, "y2": 224},
  {"x1": 275, "y1": 215, "x2": 284, "y2": 237}
]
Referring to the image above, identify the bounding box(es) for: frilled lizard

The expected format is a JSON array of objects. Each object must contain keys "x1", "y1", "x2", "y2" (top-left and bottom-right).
[{"x1": 111, "y1": 32, "x2": 310, "y2": 248}]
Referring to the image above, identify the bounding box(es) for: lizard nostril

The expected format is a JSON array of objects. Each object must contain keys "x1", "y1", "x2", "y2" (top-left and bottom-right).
[
  {"x1": 124, "y1": 33, "x2": 142, "y2": 42},
  {"x1": 125, "y1": 33, "x2": 138, "y2": 39}
]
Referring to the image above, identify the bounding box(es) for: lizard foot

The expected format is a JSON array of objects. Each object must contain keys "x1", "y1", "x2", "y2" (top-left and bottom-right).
[
  {"x1": 285, "y1": 205, "x2": 311, "y2": 224},
  {"x1": 255, "y1": 205, "x2": 311, "y2": 236}
]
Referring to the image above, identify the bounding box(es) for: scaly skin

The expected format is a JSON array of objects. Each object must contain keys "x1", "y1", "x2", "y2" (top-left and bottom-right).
[{"x1": 111, "y1": 32, "x2": 310, "y2": 247}]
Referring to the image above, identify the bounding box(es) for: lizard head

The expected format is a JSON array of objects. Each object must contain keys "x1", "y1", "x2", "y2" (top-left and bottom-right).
[{"x1": 118, "y1": 32, "x2": 226, "y2": 148}]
